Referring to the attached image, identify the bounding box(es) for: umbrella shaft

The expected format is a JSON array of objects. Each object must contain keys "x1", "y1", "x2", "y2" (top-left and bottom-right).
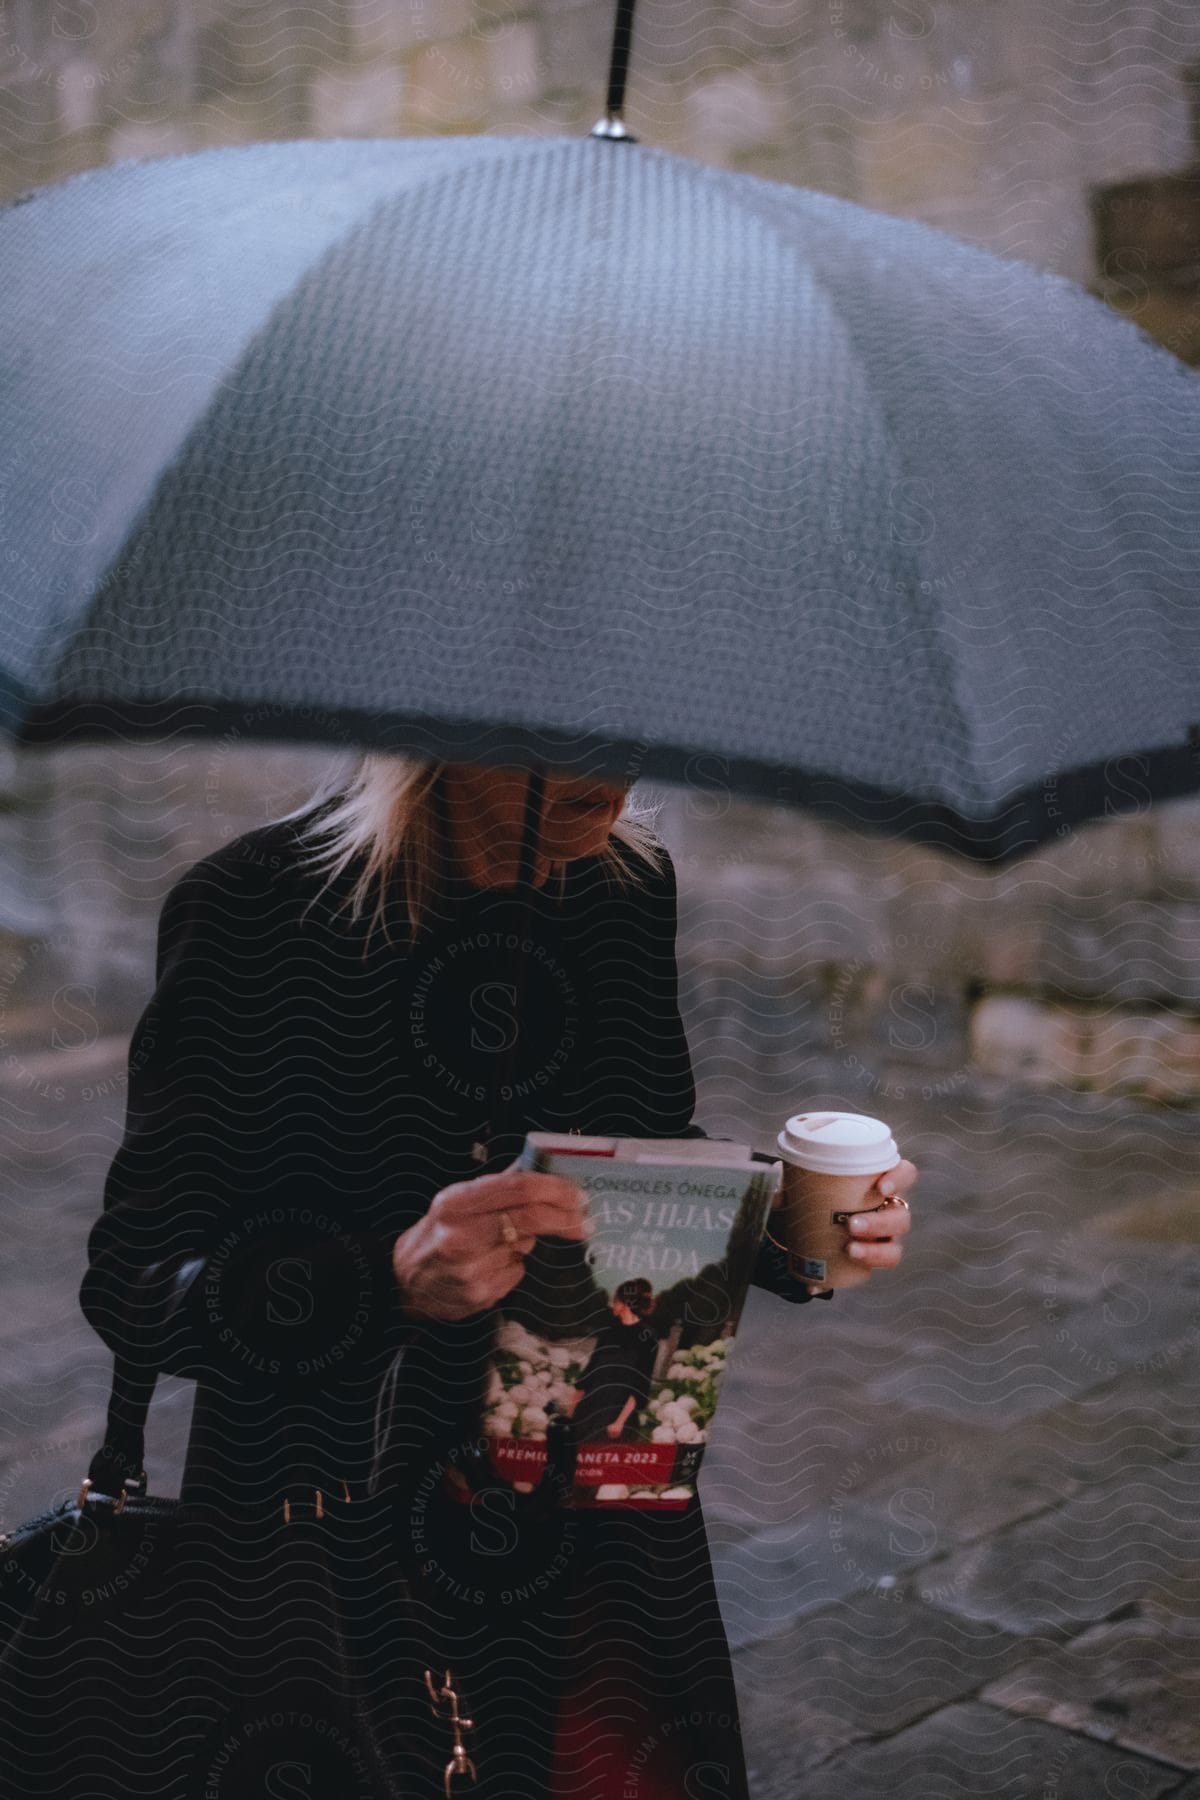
[
  {"x1": 486, "y1": 765, "x2": 544, "y2": 1146},
  {"x1": 604, "y1": 0, "x2": 639, "y2": 120}
]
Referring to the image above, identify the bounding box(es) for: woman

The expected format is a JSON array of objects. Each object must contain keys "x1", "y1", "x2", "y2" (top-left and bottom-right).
[
  {"x1": 79, "y1": 754, "x2": 916, "y2": 1799},
  {"x1": 568, "y1": 1279, "x2": 661, "y2": 1444}
]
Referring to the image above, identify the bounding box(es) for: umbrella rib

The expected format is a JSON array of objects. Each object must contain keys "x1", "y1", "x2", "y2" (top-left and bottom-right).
[{"x1": 692, "y1": 160, "x2": 991, "y2": 816}]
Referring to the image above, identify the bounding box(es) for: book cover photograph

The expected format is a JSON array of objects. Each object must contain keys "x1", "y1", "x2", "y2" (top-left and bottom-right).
[{"x1": 475, "y1": 1134, "x2": 782, "y2": 1509}]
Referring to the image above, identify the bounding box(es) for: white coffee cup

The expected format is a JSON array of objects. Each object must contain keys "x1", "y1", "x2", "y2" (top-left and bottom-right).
[{"x1": 774, "y1": 1111, "x2": 902, "y2": 1290}]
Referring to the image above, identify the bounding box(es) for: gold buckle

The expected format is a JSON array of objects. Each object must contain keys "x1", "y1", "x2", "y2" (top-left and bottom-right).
[
  {"x1": 76, "y1": 1476, "x2": 128, "y2": 1516},
  {"x1": 282, "y1": 1482, "x2": 353, "y2": 1523}
]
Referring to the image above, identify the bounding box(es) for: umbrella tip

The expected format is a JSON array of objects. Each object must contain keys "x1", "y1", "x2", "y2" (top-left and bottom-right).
[
  {"x1": 588, "y1": 115, "x2": 639, "y2": 143},
  {"x1": 587, "y1": 0, "x2": 640, "y2": 142}
]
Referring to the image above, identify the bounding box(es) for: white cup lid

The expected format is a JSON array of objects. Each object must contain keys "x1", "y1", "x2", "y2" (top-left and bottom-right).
[{"x1": 776, "y1": 1111, "x2": 901, "y2": 1176}]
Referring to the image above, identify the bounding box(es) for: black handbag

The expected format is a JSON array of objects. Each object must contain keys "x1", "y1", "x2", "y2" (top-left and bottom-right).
[
  {"x1": 0, "y1": 1361, "x2": 173, "y2": 1634},
  {"x1": 0, "y1": 1357, "x2": 481, "y2": 1800}
]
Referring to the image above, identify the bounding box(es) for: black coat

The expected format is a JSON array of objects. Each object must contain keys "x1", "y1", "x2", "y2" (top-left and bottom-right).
[{"x1": 79, "y1": 801, "x2": 823, "y2": 1799}]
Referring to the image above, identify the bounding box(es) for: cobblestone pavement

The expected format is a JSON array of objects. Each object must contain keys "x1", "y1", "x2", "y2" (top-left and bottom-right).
[{"x1": 2, "y1": 1043, "x2": 1198, "y2": 1797}]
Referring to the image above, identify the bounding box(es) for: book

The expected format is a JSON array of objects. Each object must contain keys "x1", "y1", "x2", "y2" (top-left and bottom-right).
[{"x1": 470, "y1": 1132, "x2": 782, "y2": 1510}]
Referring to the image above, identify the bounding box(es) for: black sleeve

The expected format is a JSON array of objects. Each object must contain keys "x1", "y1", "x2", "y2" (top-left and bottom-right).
[
  {"x1": 650, "y1": 849, "x2": 831, "y2": 1307},
  {"x1": 79, "y1": 853, "x2": 412, "y2": 1388}
]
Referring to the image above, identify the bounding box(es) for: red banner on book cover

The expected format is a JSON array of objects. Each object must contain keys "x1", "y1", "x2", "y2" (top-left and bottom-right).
[{"x1": 486, "y1": 1437, "x2": 685, "y2": 1489}]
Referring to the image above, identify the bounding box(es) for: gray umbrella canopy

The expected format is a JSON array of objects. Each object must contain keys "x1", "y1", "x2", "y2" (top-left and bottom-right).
[{"x1": 1, "y1": 134, "x2": 1198, "y2": 863}]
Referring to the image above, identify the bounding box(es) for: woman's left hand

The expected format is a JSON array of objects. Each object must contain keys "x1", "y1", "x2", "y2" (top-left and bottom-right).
[{"x1": 841, "y1": 1158, "x2": 918, "y2": 1278}]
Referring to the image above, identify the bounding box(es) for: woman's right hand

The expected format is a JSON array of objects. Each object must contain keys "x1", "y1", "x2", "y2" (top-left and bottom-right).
[{"x1": 391, "y1": 1167, "x2": 591, "y2": 1324}]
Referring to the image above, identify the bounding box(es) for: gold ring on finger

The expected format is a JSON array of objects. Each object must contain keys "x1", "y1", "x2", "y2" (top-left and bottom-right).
[
  {"x1": 498, "y1": 1210, "x2": 520, "y2": 1248},
  {"x1": 882, "y1": 1194, "x2": 909, "y2": 1210}
]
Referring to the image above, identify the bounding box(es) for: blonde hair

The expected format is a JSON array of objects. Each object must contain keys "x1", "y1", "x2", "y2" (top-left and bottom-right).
[{"x1": 274, "y1": 751, "x2": 667, "y2": 951}]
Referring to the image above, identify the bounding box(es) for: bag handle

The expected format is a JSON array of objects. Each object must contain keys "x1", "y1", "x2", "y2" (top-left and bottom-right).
[{"x1": 84, "y1": 1357, "x2": 156, "y2": 1499}]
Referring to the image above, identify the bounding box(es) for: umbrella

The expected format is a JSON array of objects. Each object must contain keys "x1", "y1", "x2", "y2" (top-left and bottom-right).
[
  {"x1": 3, "y1": 1, "x2": 1197, "y2": 1521},
  {"x1": 1, "y1": 91, "x2": 1198, "y2": 867}
]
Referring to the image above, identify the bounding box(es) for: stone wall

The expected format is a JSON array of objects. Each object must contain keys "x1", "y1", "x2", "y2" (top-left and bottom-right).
[
  {"x1": 4, "y1": 1, "x2": 1200, "y2": 285},
  {"x1": 2, "y1": 0, "x2": 1199, "y2": 1120},
  {"x1": 3, "y1": 747, "x2": 1199, "y2": 1127},
  {"x1": 654, "y1": 782, "x2": 1200, "y2": 1132}
]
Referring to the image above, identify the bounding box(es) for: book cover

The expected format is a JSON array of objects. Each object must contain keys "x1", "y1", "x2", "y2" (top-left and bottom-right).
[{"x1": 472, "y1": 1133, "x2": 782, "y2": 1510}]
